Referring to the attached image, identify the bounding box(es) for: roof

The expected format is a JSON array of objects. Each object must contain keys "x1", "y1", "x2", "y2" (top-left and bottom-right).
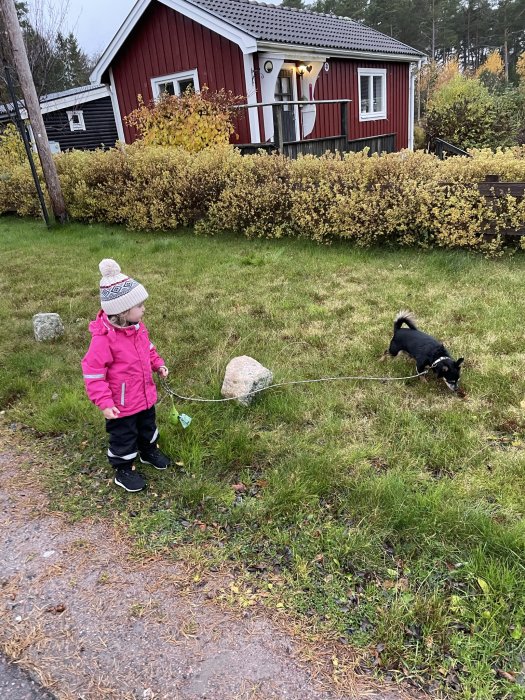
[
  {"x1": 0, "y1": 84, "x2": 110, "y2": 118},
  {"x1": 189, "y1": 0, "x2": 424, "y2": 56},
  {"x1": 91, "y1": 0, "x2": 423, "y2": 83},
  {"x1": 38, "y1": 84, "x2": 106, "y2": 104}
]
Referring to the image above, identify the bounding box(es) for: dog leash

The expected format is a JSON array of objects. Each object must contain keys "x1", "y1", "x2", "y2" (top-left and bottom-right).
[{"x1": 160, "y1": 369, "x2": 430, "y2": 404}]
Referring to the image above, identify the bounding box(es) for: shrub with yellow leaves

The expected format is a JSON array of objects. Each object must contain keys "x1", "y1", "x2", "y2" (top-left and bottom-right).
[
  {"x1": 0, "y1": 123, "x2": 27, "y2": 174},
  {"x1": 125, "y1": 87, "x2": 245, "y2": 152},
  {"x1": 2, "y1": 141, "x2": 525, "y2": 255}
]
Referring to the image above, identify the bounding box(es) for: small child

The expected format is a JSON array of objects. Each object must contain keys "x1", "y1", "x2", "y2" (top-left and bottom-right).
[{"x1": 82, "y1": 259, "x2": 171, "y2": 493}]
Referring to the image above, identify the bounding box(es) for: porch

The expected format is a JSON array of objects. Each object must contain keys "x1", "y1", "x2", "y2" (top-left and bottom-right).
[{"x1": 235, "y1": 100, "x2": 397, "y2": 158}]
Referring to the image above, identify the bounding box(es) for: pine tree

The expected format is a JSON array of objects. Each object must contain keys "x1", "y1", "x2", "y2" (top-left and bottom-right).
[
  {"x1": 281, "y1": 0, "x2": 305, "y2": 8},
  {"x1": 55, "y1": 32, "x2": 91, "y2": 89},
  {"x1": 311, "y1": 0, "x2": 367, "y2": 21}
]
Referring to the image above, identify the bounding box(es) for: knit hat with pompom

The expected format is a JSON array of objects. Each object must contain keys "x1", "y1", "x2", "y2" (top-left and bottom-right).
[{"x1": 98, "y1": 259, "x2": 148, "y2": 315}]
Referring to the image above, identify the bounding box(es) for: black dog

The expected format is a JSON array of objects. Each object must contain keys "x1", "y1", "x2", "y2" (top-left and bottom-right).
[{"x1": 385, "y1": 311, "x2": 464, "y2": 391}]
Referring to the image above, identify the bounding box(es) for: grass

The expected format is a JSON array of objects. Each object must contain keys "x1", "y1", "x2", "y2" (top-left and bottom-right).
[{"x1": 2, "y1": 216, "x2": 525, "y2": 698}]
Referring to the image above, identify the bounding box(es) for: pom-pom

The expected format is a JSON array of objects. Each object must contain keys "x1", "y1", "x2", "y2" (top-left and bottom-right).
[{"x1": 99, "y1": 259, "x2": 121, "y2": 277}]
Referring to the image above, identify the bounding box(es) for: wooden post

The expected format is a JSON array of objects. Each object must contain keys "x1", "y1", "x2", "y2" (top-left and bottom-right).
[
  {"x1": 0, "y1": 0, "x2": 67, "y2": 223},
  {"x1": 340, "y1": 101, "x2": 349, "y2": 139},
  {"x1": 272, "y1": 104, "x2": 284, "y2": 153}
]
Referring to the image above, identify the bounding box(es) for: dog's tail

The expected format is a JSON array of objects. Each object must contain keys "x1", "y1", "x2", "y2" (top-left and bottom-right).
[{"x1": 394, "y1": 310, "x2": 418, "y2": 331}]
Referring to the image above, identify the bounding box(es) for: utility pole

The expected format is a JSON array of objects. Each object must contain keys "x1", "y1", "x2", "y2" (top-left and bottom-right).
[
  {"x1": 3, "y1": 61, "x2": 50, "y2": 225},
  {"x1": 0, "y1": 0, "x2": 67, "y2": 223}
]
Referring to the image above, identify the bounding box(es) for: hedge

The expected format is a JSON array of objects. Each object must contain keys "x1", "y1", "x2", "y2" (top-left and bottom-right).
[{"x1": 3, "y1": 142, "x2": 525, "y2": 255}]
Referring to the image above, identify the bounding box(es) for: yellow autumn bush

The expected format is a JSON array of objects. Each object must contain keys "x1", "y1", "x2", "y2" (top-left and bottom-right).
[
  {"x1": 0, "y1": 124, "x2": 42, "y2": 217},
  {"x1": 2, "y1": 142, "x2": 525, "y2": 254},
  {"x1": 196, "y1": 151, "x2": 294, "y2": 239},
  {"x1": 125, "y1": 88, "x2": 244, "y2": 152},
  {"x1": 0, "y1": 124, "x2": 26, "y2": 173}
]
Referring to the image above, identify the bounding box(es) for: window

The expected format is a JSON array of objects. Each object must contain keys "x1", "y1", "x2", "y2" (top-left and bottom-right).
[
  {"x1": 358, "y1": 68, "x2": 387, "y2": 121},
  {"x1": 66, "y1": 110, "x2": 86, "y2": 131},
  {"x1": 151, "y1": 70, "x2": 200, "y2": 99}
]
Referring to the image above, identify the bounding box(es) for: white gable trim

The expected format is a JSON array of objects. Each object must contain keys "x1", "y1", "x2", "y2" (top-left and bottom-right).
[
  {"x1": 242, "y1": 53, "x2": 260, "y2": 142},
  {"x1": 257, "y1": 41, "x2": 422, "y2": 63},
  {"x1": 90, "y1": 0, "x2": 258, "y2": 84},
  {"x1": 19, "y1": 86, "x2": 111, "y2": 120},
  {"x1": 109, "y1": 67, "x2": 126, "y2": 142}
]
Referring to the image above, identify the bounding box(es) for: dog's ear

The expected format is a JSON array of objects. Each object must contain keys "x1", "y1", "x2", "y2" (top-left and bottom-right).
[{"x1": 456, "y1": 357, "x2": 464, "y2": 367}]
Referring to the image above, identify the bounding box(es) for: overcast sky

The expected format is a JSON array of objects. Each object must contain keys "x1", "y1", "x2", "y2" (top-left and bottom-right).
[{"x1": 65, "y1": 0, "x2": 134, "y2": 57}]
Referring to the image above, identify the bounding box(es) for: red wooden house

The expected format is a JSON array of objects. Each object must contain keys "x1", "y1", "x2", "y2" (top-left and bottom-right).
[{"x1": 90, "y1": 0, "x2": 424, "y2": 155}]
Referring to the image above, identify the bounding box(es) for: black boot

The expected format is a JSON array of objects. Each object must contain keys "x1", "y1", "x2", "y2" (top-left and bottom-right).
[
  {"x1": 139, "y1": 447, "x2": 171, "y2": 470},
  {"x1": 114, "y1": 467, "x2": 146, "y2": 492}
]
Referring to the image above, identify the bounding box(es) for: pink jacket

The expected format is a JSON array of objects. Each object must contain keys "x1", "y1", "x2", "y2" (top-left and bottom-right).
[{"x1": 81, "y1": 311, "x2": 165, "y2": 417}]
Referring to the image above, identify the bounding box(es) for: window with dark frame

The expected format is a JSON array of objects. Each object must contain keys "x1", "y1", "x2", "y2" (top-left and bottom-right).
[
  {"x1": 154, "y1": 76, "x2": 196, "y2": 98},
  {"x1": 66, "y1": 110, "x2": 86, "y2": 131}
]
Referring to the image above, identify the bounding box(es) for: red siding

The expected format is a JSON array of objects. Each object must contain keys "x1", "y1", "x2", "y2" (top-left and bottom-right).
[
  {"x1": 309, "y1": 59, "x2": 409, "y2": 149},
  {"x1": 112, "y1": 0, "x2": 250, "y2": 143}
]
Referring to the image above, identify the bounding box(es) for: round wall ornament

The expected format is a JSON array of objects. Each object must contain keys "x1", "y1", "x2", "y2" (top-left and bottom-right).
[
  {"x1": 324, "y1": 61, "x2": 330, "y2": 71},
  {"x1": 264, "y1": 60, "x2": 274, "y2": 73}
]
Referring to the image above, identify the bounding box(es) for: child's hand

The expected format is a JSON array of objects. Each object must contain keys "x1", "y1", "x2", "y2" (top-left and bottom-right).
[
  {"x1": 158, "y1": 366, "x2": 169, "y2": 379},
  {"x1": 102, "y1": 407, "x2": 121, "y2": 419}
]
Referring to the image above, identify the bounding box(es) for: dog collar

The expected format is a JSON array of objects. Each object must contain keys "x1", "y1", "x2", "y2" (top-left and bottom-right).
[{"x1": 431, "y1": 356, "x2": 449, "y2": 368}]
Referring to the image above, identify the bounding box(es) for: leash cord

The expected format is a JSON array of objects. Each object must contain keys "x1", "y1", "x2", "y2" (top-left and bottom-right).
[{"x1": 161, "y1": 369, "x2": 430, "y2": 403}]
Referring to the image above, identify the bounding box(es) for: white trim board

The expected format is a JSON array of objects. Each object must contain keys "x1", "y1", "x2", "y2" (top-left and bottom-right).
[
  {"x1": 19, "y1": 86, "x2": 111, "y2": 120},
  {"x1": 257, "y1": 42, "x2": 423, "y2": 63},
  {"x1": 242, "y1": 53, "x2": 261, "y2": 143},
  {"x1": 109, "y1": 67, "x2": 126, "y2": 142}
]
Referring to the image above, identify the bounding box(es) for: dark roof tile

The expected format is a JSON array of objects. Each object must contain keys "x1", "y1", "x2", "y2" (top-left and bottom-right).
[{"x1": 189, "y1": 0, "x2": 423, "y2": 56}]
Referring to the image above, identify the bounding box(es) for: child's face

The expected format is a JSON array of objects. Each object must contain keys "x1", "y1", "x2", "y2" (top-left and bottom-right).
[{"x1": 124, "y1": 303, "x2": 145, "y2": 324}]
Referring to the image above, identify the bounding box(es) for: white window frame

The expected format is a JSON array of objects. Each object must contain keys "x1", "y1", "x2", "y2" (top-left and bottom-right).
[
  {"x1": 358, "y1": 68, "x2": 387, "y2": 121},
  {"x1": 151, "y1": 69, "x2": 200, "y2": 99},
  {"x1": 66, "y1": 110, "x2": 86, "y2": 131}
]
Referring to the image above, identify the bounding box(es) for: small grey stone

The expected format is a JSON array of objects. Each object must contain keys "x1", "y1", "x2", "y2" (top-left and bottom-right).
[
  {"x1": 32, "y1": 314, "x2": 64, "y2": 342},
  {"x1": 221, "y1": 356, "x2": 273, "y2": 406}
]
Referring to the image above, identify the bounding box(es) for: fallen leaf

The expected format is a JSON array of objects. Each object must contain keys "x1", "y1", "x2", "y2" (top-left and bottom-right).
[
  {"x1": 477, "y1": 577, "x2": 490, "y2": 595},
  {"x1": 45, "y1": 604, "x2": 66, "y2": 614},
  {"x1": 496, "y1": 669, "x2": 516, "y2": 682}
]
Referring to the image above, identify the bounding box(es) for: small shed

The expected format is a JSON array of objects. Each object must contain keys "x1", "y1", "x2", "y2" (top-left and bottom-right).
[{"x1": 0, "y1": 84, "x2": 119, "y2": 152}]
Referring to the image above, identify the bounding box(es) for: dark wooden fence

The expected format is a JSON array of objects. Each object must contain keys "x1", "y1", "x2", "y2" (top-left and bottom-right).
[
  {"x1": 346, "y1": 133, "x2": 396, "y2": 155},
  {"x1": 431, "y1": 137, "x2": 470, "y2": 159},
  {"x1": 442, "y1": 175, "x2": 525, "y2": 239}
]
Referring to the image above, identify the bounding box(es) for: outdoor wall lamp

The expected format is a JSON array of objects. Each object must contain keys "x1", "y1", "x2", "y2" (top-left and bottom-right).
[{"x1": 297, "y1": 63, "x2": 312, "y2": 76}]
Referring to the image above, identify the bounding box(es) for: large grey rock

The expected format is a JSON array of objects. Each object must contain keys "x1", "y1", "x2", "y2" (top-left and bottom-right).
[
  {"x1": 221, "y1": 355, "x2": 273, "y2": 406},
  {"x1": 33, "y1": 313, "x2": 64, "y2": 341}
]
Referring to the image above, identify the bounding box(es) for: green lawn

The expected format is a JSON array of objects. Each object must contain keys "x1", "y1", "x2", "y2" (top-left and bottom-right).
[{"x1": 1, "y1": 217, "x2": 525, "y2": 698}]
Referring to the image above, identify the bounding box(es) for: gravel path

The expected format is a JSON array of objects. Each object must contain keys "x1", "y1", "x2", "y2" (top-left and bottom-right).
[{"x1": 0, "y1": 425, "x2": 423, "y2": 700}]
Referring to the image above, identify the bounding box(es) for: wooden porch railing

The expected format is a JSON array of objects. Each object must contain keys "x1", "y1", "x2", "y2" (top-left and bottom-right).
[
  {"x1": 431, "y1": 137, "x2": 471, "y2": 159},
  {"x1": 234, "y1": 99, "x2": 352, "y2": 158}
]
